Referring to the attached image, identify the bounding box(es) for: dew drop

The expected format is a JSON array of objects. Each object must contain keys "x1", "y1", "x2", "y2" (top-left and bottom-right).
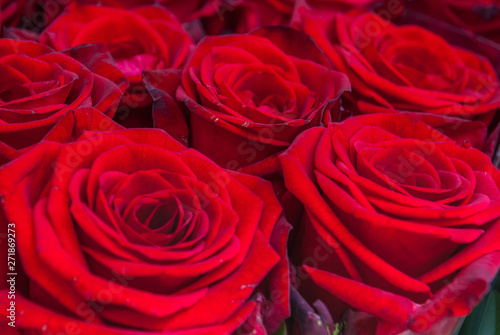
[
  {"x1": 462, "y1": 140, "x2": 472, "y2": 148},
  {"x1": 179, "y1": 136, "x2": 188, "y2": 146},
  {"x1": 41, "y1": 324, "x2": 48, "y2": 332},
  {"x1": 240, "y1": 284, "x2": 256, "y2": 290}
]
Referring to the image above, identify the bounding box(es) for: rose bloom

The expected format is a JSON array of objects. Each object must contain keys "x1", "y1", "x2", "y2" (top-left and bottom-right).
[
  {"x1": 279, "y1": 113, "x2": 500, "y2": 334},
  {"x1": 77, "y1": 0, "x2": 216, "y2": 24},
  {"x1": 219, "y1": 0, "x2": 381, "y2": 36},
  {"x1": 40, "y1": 3, "x2": 193, "y2": 112},
  {"x1": 76, "y1": 0, "x2": 266, "y2": 36},
  {"x1": 299, "y1": 12, "x2": 500, "y2": 130},
  {"x1": 76, "y1": 0, "x2": 295, "y2": 41},
  {"x1": 199, "y1": 0, "x2": 294, "y2": 35},
  {"x1": 0, "y1": 121, "x2": 290, "y2": 333},
  {"x1": 0, "y1": 0, "x2": 72, "y2": 33},
  {"x1": 299, "y1": 0, "x2": 379, "y2": 11},
  {"x1": 0, "y1": 39, "x2": 127, "y2": 165},
  {"x1": 0, "y1": 0, "x2": 44, "y2": 30},
  {"x1": 293, "y1": 0, "x2": 381, "y2": 18},
  {"x1": 401, "y1": 0, "x2": 500, "y2": 45},
  {"x1": 152, "y1": 26, "x2": 350, "y2": 170},
  {"x1": 1, "y1": 0, "x2": 22, "y2": 28}
]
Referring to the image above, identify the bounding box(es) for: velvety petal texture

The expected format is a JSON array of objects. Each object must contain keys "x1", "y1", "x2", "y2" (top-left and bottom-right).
[
  {"x1": 279, "y1": 112, "x2": 500, "y2": 334},
  {"x1": 78, "y1": 0, "x2": 217, "y2": 24},
  {"x1": 402, "y1": 0, "x2": 500, "y2": 45},
  {"x1": 292, "y1": 0, "x2": 381, "y2": 24},
  {"x1": 169, "y1": 26, "x2": 350, "y2": 169},
  {"x1": 40, "y1": 3, "x2": 193, "y2": 108},
  {"x1": 299, "y1": 12, "x2": 500, "y2": 130},
  {"x1": 1, "y1": 0, "x2": 75, "y2": 33},
  {"x1": 0, "y1": 124, "x2": 290, "y2": 334},
  {"x1": 1, "y1": 0, "x2": 23, "y2": 28},
  {"x1": 0, "y1": 39, "x2": 126, "y2": 165}
]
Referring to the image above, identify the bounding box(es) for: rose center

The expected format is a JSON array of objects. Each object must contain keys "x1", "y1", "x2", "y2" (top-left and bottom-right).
[
  {"x1": 132, "y1": 196, "x2": 180, "y2": 231},
  {"x1": 232, "y1": 71, "x2": 295, "y2": 115},
  {"x1": 109, "y1": 39, "x2": 161, "y2": 77}
]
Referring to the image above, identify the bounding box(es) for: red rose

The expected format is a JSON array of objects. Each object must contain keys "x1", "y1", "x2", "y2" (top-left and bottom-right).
[
  {"x1": 76, "y1": 0, "x2": 290, "y2": 36},
  {"x1": 299, "y1": 12, "x2": 500, "y2": 128},
  {"x1": 154, "y1": 26, "x2": 349, "y2": 170},
  {"x1": 0, "y1": 0, "x2": 75, "y2": 34},
  {"x1": 77, "y1": 0, "x2": 213, "y2": 24},
  {"x1": 172, "y1": 0, "x2": 295, "y2": 36},
  {"x1": 1, "y1": 0, "x2": 20, "y2": 28},
  {"x1": 293, "y1": 0, "x2": 381, "y2": 18},
  {"x1": 0, "y1": 39, "x2": 127, "y2": 164},
  {"x1": 279, "y1": 113, "x2": 500, "y2": 334},
  {"x1": 1, "y1": 0, "x2": 30, "y2": 29},
  {"x1": 178, "y1": 0, "x2": 295, "y2": 36},
  {"x1": 0, "y1": 123, "x2": 290, "y2": 333},
  {"x1": 300, "y1": 0, "x2": 379, "y2": 11},
  {"x1": 402, "y1": 0, "x2": 500, "y2": 45},
  {"x1": 41, "y1": 3, "x2": 192, "y2": 80},
  {"x1": 40, "y1": 3, "x2": 193, "y2": 114}
]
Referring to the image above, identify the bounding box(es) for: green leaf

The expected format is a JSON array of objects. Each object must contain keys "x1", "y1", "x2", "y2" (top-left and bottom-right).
[
  {"x1": 273, "y1": 322, "x2": 287, "y2": 335},
  {"x1": 332, "y1": 322, "x2": 344, "y2": 335},
  {"x1": 458, "y1": 270, "x2": 500, "y2": 335}
]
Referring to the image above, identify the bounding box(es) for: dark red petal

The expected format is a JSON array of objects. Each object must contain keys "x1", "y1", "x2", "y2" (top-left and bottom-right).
[
  {"x1": 303, "y1": 266, "x2": 416, "y2": 330},
  {"x1": 143, "y1": 69, "x2": 189, "y2": 146}
]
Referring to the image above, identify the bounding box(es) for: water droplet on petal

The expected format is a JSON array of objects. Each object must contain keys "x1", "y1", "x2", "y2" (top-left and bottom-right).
[
  {"x1": 240, "y1": 284, "x2": 256, "y2": 290},
  {"x1": 41, "y1": 324, "x2": 48, "y2": 332},
  {"x1": 462, "y1": 140, "x2": 472, "y2": 148},
  {"x1": 179, "y1": 136, "x2": 188, "y2": 146}
]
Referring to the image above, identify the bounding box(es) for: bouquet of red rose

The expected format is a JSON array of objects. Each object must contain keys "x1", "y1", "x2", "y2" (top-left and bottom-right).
[{"x1": 1, "y1": 1, "x2": 500, "y2": 334}]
